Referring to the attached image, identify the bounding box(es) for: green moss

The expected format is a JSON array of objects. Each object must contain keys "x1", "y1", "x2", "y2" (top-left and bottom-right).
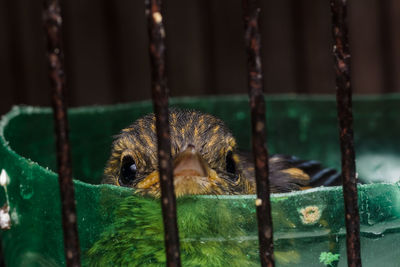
[{"x1": 319, "y1": 252, "x2": 340, "y2": 266}]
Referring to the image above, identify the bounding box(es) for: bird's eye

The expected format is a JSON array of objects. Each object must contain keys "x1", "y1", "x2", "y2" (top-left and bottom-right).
[
  {"x1": 119, "y1": 156, "x2": 137, "y2": 186},
  {"x1": 226, "y1": 151, "x2": 236, "y2": 175}
]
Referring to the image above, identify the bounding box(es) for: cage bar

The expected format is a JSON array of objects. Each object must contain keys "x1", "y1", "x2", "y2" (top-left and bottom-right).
[
  {"x1": 330, "y1": 1, "x2": 362, "y2": 266},
  {"x1": 242, "y1": 1, "x2": 274, "y2": 266},
  {"x1": 144, "y1": 0, "x2": 181, "y2": 266},
  {"x1": 0, "y1": 242, "x2": 4, "y2": 267},
  {"x1": 42, "y1": 1, "x2": 81, "y2": 266}
]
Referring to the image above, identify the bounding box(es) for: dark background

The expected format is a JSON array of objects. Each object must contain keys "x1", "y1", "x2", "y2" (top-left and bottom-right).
[{"x1": 1, "y1": 0, "x2": 400, "y2": 116}]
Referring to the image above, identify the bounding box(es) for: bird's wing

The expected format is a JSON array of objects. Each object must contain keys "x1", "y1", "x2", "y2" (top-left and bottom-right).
[
  {"x1": 269, "y1": 154, "x2": 342, "y2": 187},
  {"x1": 238, "y1": 152, "x2": 341, "y2": 193}
]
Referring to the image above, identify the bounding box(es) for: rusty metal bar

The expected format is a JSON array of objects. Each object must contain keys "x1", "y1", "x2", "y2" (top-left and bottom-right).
[
  {"x1": 144, "y1": 1, "x2": 181, "y2": 266},
  {"x1": 43, "y1": 1, "x2": 81, "y2": 266},
  {"x1": 242, "y1": 1, "x2": 274, "y2": 266},
  {"x1": 330, "y1": 1, "x2": 362, "y2": 267},
  {"x1": 0, "y1": 240, "x2": 5, "y2": 267}
]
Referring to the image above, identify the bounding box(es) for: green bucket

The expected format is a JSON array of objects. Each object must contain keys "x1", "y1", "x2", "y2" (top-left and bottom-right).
[{"x1": 0, "y1": 95, "x2": 399, "y2": 266}]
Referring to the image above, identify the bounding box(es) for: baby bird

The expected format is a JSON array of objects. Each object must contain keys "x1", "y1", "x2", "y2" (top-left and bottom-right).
[{"x1": 103, "y1": 109, "x2": 340, "y2": 197}]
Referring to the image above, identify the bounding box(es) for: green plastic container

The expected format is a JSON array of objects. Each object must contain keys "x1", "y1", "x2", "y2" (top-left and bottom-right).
[{"x1": 0, "y1": 95, "x2": 399, "y2": 266}]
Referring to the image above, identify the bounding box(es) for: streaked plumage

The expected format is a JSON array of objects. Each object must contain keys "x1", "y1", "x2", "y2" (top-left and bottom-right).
[{"x1": 103, "y1": 109, "x2": 340, "y2": 197}]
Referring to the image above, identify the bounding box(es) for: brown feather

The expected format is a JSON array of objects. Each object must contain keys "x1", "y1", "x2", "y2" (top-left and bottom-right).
[{"x1": 103, "y1": 109, "x2": 339, "y2": 197}]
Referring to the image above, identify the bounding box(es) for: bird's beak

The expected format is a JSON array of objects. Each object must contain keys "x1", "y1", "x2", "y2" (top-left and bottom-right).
[
  {"x1": 136, "y1": 145, "x2": 225, "y2": 196},
  {"x1": 173, "y1": 146, "x2": 208, "y2": 178}
]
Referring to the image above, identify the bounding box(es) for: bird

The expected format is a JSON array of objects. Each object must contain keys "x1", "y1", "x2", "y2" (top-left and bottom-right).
[{"x1": 103, "y1": 109, "x2": 340, "y2": 197}]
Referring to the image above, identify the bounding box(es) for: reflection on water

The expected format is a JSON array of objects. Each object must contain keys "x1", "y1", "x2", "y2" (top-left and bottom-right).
[
  {"x1": 86, "y1": 195, "x2": 259, "y2": 266},
  {"x1": 84, "y1": 183, "x2": 400, "y2": 266}
]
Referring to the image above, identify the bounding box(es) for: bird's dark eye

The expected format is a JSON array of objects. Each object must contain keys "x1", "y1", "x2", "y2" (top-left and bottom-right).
[
  {"x1": 226, "y1": 151, "x2": 236, "y2": 175},
  {"x1": 119, "y1": 156, "x2": 137, "y2": 186}
]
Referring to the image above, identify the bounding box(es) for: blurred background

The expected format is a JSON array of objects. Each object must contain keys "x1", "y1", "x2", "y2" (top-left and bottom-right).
[{"x1": 1, "y1": 0, "x2": 400, "y2": 115}]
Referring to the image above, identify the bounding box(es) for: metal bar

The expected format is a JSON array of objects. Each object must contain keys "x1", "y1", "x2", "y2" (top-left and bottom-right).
[
  {"x1": 330, "y1": 1, "x2": 362, "y2": 267},
  {"x1": 0, "y1": 238, "x2": 5, "y2": 267},
  {"x1": 242, "y1": 1, "x2": 274, "y2": 266},
  {"x1": 43, "y1": 1, "x2": 81, "y2": 266},
  {"x1": 144, "y1": 1, "x2": 181, "y2": 266}
]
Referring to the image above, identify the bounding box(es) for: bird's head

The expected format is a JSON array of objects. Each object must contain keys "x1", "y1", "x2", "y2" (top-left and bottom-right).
[{"x1": 103, "y1": 110, "x2": 254, "y2": 197}]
